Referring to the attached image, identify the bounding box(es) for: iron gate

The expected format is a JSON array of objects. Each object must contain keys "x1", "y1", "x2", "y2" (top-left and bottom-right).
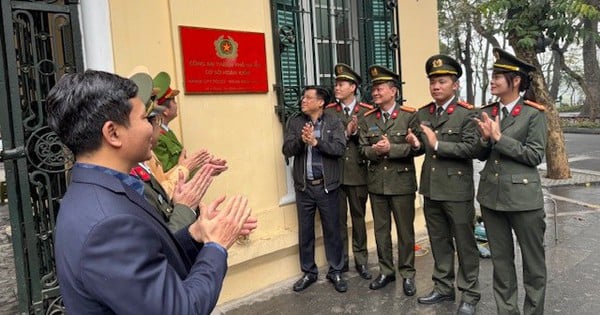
[{"x1": 0, "y1": 0, "x2": 82, "y2": 314}]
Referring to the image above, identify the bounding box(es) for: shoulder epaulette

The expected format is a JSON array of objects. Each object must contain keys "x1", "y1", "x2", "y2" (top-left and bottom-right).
[
  {"x1": 400, "y1": 105, "x2": 417, "y2": 113},
  {"x1": 359, "y1": 102, "x2": 374, "y2": 110},
  {"x1": 524, "y1": 100, "x2": 545, "y2": 111},
  {"x1": 481, "y1": 102, "x2": 498, "y2": 109},
  {"x1": 364, "y1": 108, "x2": 378, "y2": 117},
  {"x1": 457, "y1": 100, "x2": 474, "y2": 110},
  {"x1": 325, "y1": 102, "x2": 338, "y2": 109}
]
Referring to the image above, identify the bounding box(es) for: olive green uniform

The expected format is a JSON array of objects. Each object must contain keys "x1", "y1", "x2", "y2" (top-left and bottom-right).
[
  {"x1": 476, "y1": 99, "x2": 547, "y2": 315},
  {"x1": 359, "y1": 103, "x2": 419, "y2": 278},
  {"x1": 325, "y1": 101, "x2": 372, "y2": 267},
  {"x1": 415, "y1": 100, "x2": 480, "y2": 304}
]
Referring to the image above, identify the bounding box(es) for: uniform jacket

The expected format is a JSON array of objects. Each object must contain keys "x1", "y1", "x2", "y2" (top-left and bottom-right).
[
  {"x1": 55, "y1": 165, "x2": 225, "y2": 315},
  {"x1": 475, "y1": 98, "x2": 547, "y2": 211},
  {"x1": 130, "y1": 164, "x2": 197, "y2": 232},
  {"x1": 154, "y1": 127, "x2": 184, "y2": 173},
  {"x1": 282, "y1": 111, "x2": 346, "y2": 192},
  {"x1": 324, "y1": 101, "x2": 372, "y2": 186},
  {"x1": 359, "y1": 103, "x2": 420, "y2": 195},
  {"x1": 415, "y1": 100, "x2": 478, "y2": 201}
]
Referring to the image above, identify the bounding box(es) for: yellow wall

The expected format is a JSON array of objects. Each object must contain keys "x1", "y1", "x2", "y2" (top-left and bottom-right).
[{"x1": 109, "y1": 0, "x2": 439, "y2": 305}]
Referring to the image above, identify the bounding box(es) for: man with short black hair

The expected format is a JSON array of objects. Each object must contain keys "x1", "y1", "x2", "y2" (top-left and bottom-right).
[
  {"x1": 283, "y1": 86, "x2": 348, "y2": 293},
  {"x1": 49, "y1": 70, "x2": 256, "y2": 315}
]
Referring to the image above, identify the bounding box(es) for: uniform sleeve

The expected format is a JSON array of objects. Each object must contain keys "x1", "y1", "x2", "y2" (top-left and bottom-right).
[
  {"x1": 80, "y1": 215, "x2": 227, "y2": 315},
  {"x1": 167, "y1": 204, "x2": 198, "y2": 233},
  {"x1": 154, "y1": 134, "x2": 183, "y2": 172},
  {"x1": 436, "y1": 111, "x2": 479, "y2": 159}
]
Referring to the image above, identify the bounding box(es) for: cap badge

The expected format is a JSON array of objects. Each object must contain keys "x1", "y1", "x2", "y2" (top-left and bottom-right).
[
  {"x1": 371, "y1": 68, "x2": 378, "y2": 76},
  {"x1": 336, "y1": 65, "x2": 343, "y2": 75},
  {"x1": 432, "y1": 59, "x2": 443, "y2": 68}
]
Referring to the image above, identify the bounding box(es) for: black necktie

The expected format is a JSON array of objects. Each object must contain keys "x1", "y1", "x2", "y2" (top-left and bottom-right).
[
  {"x1": 502, "y1": 107, "x2": 509, "y2": 120},
  {"x1": 343, "y1": 107, "x2": 350, "y2": 117},
  {"x1": 383, "y1": 112, "x2": 390, "y2": 123},
  {"x1": 436, "y1": 106, "x2": 444, "y2": 116}
]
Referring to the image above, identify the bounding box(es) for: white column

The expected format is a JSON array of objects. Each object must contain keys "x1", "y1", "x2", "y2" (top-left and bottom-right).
[{"x1": 79, "y1": 0, "x2": 114, "y2": 72}]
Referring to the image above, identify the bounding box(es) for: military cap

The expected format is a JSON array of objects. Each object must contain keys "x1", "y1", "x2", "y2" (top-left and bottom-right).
[
  {"x1": 368, "y1": 65, "x2": 399, "y2": 84},
  {"x1": 334, "y1": 63, "x2": 362, "y2": 85},
  {"x1": 129, "y1": 72, "x2": 165, "y2": 117},
  {"x1": 153, "y1": 72, "x2": 181, "y2": 105},
  {"x1": 492, "y1": 48, "x2": 536, "y2": 75},
  {"x1": 425, "y1": 54, "x2": 462, "y2": 78}
]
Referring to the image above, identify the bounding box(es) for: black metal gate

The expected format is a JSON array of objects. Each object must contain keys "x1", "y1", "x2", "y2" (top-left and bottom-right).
[{"x1": 0, "y1": 1, "x2": 82, "y2": 314}]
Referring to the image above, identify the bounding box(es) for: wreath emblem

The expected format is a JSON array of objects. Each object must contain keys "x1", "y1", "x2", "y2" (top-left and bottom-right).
[{"x1": 214, "y1": 35, "x2": 238, "y2": 59}]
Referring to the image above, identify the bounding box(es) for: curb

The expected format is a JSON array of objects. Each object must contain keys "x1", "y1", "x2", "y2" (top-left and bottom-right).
[{"x1": 562, "y1": 127, "x2": 600, "y2": 134}]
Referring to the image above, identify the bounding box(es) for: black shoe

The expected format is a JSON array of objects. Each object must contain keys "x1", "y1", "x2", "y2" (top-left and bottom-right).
[
  {"x1": 403, "y1": 277, "x2": 416, "y2": 296},
  {"x1": 369, "y1": 274, "x2": 395, "y2": 290},
  {"x1": 417, "y1": 290, "x2": 455, "y2": 304},
  {"x1": 293, "y1": 274, "x2": 317, "y2": 292},
  {"x1": 456, "y1": 301, "x2": 476, "y2": 315},
  {"x1": 356, "y1": 264, "x2": 372, "y2": 280},
  {"x1": 326, "y1": 273, "x2": 348, "y2": 293}
]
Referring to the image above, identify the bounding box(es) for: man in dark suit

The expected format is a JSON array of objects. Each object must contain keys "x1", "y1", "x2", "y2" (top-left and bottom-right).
[
  {"x1": 407, "y1": 55, "x2": 480, "y2": 315},
  {"x1": 358, "y1": 65, "x2": 419, "y2": 295},
  {"x1": 48, "y1": 70, "x2": 256, "y2": 314},
  {"x1": 282, "y1": 86, "x2": 348, "y2": 293},
  {"x1": 474, "y1": 48, "x2": 547, "y2": 315},
  {"x1": 324, "y1": 63, "x2": 373, "y2": 280}
]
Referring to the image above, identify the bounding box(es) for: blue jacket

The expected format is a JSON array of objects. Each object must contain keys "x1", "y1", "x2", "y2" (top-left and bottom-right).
[{"x1": 55, "y1": 165, "x2": 227, "y2": 314}]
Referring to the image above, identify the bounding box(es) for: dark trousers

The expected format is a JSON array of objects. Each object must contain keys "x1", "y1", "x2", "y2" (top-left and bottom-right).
[
  {"x1": 339, "y1": 184, "x2": 369, "y2": 266},
  {"x1": 423, "y1": 197, "x2": 480, "y2": 304},
  {"x1": 481, "y1": 206, "x2": 546, "y2": 315},
  {"x1": 369, "y1": 192, "x2": 416, "y2": 278},
  {"x1": 295, "y1": 185, "x2": 344, "y2": 276}
]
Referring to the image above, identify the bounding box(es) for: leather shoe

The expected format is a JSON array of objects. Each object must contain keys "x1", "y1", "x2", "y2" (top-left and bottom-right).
[
  {"x1": 326, "y1": 273, "x2": 347, "y2": 293},
  {"x1": 356, "y1": 264, "x2": 372, "y2": 280},
  {"x1": 293, "y1": 274, "x2": 317, "y2": 292},
  {"x1": 403, "y1": 277, "x2": 416, "y2": 296},
  {"x1": 369, "y1": 274, "x2": 395, "y2": 290},
  {"x1": 417, "y1": 290, "x2": 455, "y2": 304},
  {"x1": 456, "y1": 301, "x2": 476, "y2": 315}
]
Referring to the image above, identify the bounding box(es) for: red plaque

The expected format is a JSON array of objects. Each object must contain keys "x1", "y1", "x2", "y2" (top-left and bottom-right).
[{"x1": 179, "y1": 26, "x2": 268, "y2": 94}]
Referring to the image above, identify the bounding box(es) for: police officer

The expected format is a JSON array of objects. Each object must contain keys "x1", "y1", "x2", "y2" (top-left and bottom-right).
[
  {"x1": 325, "y1": 63, "x2": 373, "y2": 280},
  {"x1": 358, "y1": 65, "x2": 418, "y2": 295},
  {"x1": 473, "y1": 48, "x2": 547, "y2": 315},
  {"x1": 407, "y1": 55, "x2": 480, "y2": 315}
]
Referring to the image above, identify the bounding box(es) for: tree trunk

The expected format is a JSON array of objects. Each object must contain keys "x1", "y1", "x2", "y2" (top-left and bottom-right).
[
  {"x1": 580, "y1": 17, "x2": 600, "y2": 120},
  {"x1": 509, "y1": 39, "x2": 571, "y2": 179},
  {"x1": 548, "y1": 50, "x2": 561, "y2": 102},
  {"x1": 464, "y1": 23, "x2": 475, "y2": 104}
]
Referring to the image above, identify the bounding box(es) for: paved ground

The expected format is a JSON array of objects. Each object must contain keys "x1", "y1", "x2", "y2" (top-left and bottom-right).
[{"x1": 219, "y1": 186, "x2": 600, "y2": 314}]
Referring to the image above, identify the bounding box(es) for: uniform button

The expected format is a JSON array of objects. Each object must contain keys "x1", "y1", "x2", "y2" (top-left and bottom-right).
[
  {"x1": 346, "y1": 147, "x2": 349, "y2": 150},
  {"x1": 383, "y1": 156, "x2": 388, "y2": 159},
  {"x1": 494, "y1": 160, "x2": 499, "y2": 164},
  {"x1": 345, "y1": 157, "x2": 349, "y2": 161},
  {"x1": 384, "y1": 166, "x2": 388, "y2": 170},
  {"x1": 432, "y1": 154, "x2": 436, "y2": 159},
  {"x1": 432, "y1": 167, "x2": 435, "y2": 171},
  {"x1": 458, "y1": 171, "x2": 462, "y2": 175},
  {"x1": 523, "y1": 178, "x2": 528, "y2": 184},
  {"x1": 405, "y1": 168, "x2": 408, "y2": 171},
  {"x1": 495, "y1": 173, "x2": 499, "y2": 177},
  {"x1": 448, "y1": 129, "x2": 452, "y2": 133},
  {"x1": 435, "y1": 130, "x2": 439, "y2": 134}
]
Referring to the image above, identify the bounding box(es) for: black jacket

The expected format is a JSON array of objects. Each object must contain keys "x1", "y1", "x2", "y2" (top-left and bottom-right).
[{"x1": 282, "y1": 111, "x2": 346, "y2": 192}]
